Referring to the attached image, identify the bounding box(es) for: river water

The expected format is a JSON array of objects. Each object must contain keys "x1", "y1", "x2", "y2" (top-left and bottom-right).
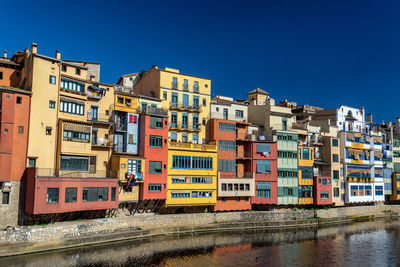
[{"x1": 2, "y1": 219, "x2": 400, "y2": 267}]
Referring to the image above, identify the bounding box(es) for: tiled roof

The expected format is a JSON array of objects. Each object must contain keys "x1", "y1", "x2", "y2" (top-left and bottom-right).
[{"x1": 248, "y1": 88, "x2": 269, "y2": 95}]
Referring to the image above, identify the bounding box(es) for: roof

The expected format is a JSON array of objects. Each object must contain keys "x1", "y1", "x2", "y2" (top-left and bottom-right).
[
  {"x1": 314, "y1": 108, "x2": 338, "y2": 116},
  {"x1": 61, "y1": 74, "x2": 115, "y2": 87},
  {"x1": 0, "y1": 86, "x2": 31, "y2": 95},
  {"x1": 211, "y1": 96, "x2": 248, "y2": 107},
  {"x1": 248, "y1": 88, "x2": 269, "y2": 95},
  {"x1": 63, "y1": 59, "x2": 100, "y2": 65},
  {"x1": 0, "y1": 59, "x2": 22, "y2": 67}
]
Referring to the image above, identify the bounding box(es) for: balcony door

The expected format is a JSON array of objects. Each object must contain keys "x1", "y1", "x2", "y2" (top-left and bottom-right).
[
  {"x1": 116, "y1": 135, "x2": 124, "y2": 152},
  {"x1": 91, "y1": 106, "x2": 98, "y2": 121},
  {"x1": 223, "y1": 108, "x2": 228, "y2": 120},
  {"x1": 182, "y1": 94, "x2": 189, "y2": 108}
]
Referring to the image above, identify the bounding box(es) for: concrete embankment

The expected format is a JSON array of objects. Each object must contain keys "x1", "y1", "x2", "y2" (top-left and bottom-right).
[{"x1": 0, "y1": 205, "x2": 399, "y2": 257}]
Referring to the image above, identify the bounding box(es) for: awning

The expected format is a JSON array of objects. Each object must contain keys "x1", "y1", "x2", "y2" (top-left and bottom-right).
[{"x1": 88, "y1": 85, "x2": 102, "y2": 91}]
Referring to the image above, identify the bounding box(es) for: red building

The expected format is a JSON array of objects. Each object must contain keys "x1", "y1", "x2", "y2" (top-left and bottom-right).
[
  {"x1": 209, "y1": 118, "x2": 254, "y2": 211},
  {"x1": 0, "y1": 61, "x2": 30, "y2": 226},
  {"x1": 251, "y1": 141, "x2": 278, "y2": 206},
  {"x1": 313, "y1": 176, "x2": 332, "y2": 205},
  {"x1": 138, "y1": 108, "x2": 169, "y2": 207},
  {"x1": 24, "y1": 168, "x2": 119, "y2": 215}
]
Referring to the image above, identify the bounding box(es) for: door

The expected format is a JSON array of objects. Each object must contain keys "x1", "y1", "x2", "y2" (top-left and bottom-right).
[
  {"x1": 116, "y1": 135, "x2": 124, "y2": 152},
  {"x1": 89, "y1": 156, "x2": 96, "y2": 173},
  {"x1": 91, "y1": 106, "x2": 98, "y2": 121},
  {"x1": 183, "y1": 94, "x2": 189, "y2": 108}
]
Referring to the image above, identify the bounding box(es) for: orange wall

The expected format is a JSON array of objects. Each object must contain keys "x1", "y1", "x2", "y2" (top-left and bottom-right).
[
  {"x1": 0, "y1": 91, "x2": 30, "y2": 181},
  {"x1": 214, "y1": 197, "x2": 251, "y2": 211},
  {"x1": 0, "y1": 65, "x2": 21, "y2": 88}
]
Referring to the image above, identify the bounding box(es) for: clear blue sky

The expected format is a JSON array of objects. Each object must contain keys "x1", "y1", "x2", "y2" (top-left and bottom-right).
[{"x1": 2, "y1": 0, "x2": 400, "y2": 122}]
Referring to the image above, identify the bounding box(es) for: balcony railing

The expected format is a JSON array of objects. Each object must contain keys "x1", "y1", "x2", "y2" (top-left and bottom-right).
[
  {"x1": 170, "y1": 101, "x2": 202, "y2": 112},
  {"x1": 35, "y1": 168, "x2": 119, "y2": 179},
  {"x1": 169, "y1": 122, "x2": 200, "y2": 131},
  {"x1": 169, "y1": 141, "x2": 217, "y2": 151},
  {"x1": 138, "y1": 105, "x2": 168, "y2": 116}
]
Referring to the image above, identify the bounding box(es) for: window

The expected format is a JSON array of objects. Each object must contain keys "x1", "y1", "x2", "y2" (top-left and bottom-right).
[
  {"x1": 194, "y1": 81, "x2": 199, "y2": 92},
  {"x1": 111, "y1": 187, "x2": 116, "y2": 201},
  {"x1": 163, "y1": 92, "x2": 167, "y2": 100},
  {"x1": 46, "y1": 127, "x2": 52, "y2": 135},
  {"x1": 47, "y1": 188, "x2": 59, "y2": 203},
  {"x1": 65, "y1": 188, "x2": 77, "y2": 203},
  {"x1": 125, "y1": 98, "x2": 131, "y2": 106},
  {"x1": 218, "y1": 122, "x2": 235, "y2": 132},
  {"x1": 202, "y1": 118, "x2": 206, "y2": 126},
  {"x1": 171, "y1": 192, "x2": 190, "y2": 198},
  {"x1": 235, "y1": 110, "x2": 244, "y2": 118},
  {"x1": 148, "y1": 184, "x2": 162, "y2": 192},
  {"x1": 257, "y1": 182, "x2": 271, "y2": 198},
  {"x1": 183, "y1": 79, "x2": 188, "y2": 90},
  {"x1": 219, "y1": 140, "x2": 235, "y2": 151},
  {"x1": 127, "y1": 159, "x2": 141, "y2": 174},
  {"x1": 351, "y1": 185, "x2": 358, "y2": 196},
  {"x1": 75, "y1": 69, "x2": 80, "y2": 75},
  {"x1": 192, "y1": 156, "x2": 213, "y2": 169},
  {"x1": 299, "y1": 166, "x2": 313, "y2": 179},
  {"x1": 303, "y1": 148, "x2": 310, "y2": 160},
  {"x1": 83, "y1": 187, "x2": 108, "y2": 201},
  {"x1": 222, "y1": 197, "x2": 226, "y2": 202},
  {"x1": 236, "y1": 197, "x2": 241, "y2": 202},
  {"x1": 192, "y1": 134, "x2": 199, "y2": 144},
  {"x1": 2, "y1": 192, "x2": 10, "y2": 205},
  {"x1": 278, "y1": 187, "x2": 295, "y2": 196},
  {"x1": 172, "y1": 155, "x2": 191, "y2": 169},
  {"x1": 170, "y1": 132, "x2": 177, "y2": 142},
  {"x1": 192, "y1": 191, "x2": 212, "y2": 198},
  {"x1": 333, "y1": 154, "x2": 339, "y2": 162},
  {"x1": 192, "y1": 177, "x2": 212, "y2": 184},
  {"x1": 203, "y1": 98, "x2": 206, "y2": 106},
  {"x1": 375, "y1": 185, "x2": 383, "y2": 196},
  {"x1": 320, "y1": 192, "x2": 329, "y2": 199},
  {"x1": 28, "y1": 158, "x2": 36, "y2": 168},
  {"x1": 172, "y1": 77, "x2": 178, "y2": 89},
  {"x1": 332, "y1": 139, "x2": 339, "y2": 146},
  {"x1": 322, "y1": 179, "x2": 327, "y2": 185},
  {"x1": 3, "y1": 129, "x2": 7, "y2": 133},
  {"x1": 218, "y1": 160, "x2": 235, "y2": 172},
  {"x1": 60, "y1": 78, "x2": 84, "y2": 93},
  {"x1": 0, "y1": 72, "x2": 2, "y2": 79},
  {"x1": 150, "y1": 135, "x2": 163, "y2": 148},
  {"x1": 149, "y1": 161, "x2": 162, "y2": 174},
  {"x1": 150, "y1": 116, "x2": 163, "y2": 129},
  {"x1": 257, "y1": 144, "x2": 271, "y2": 153},
  {"x1": 62, "y1": 65, "x2": 67, "y2": 72},
  {"x1": 63, "y1": 130, "x2": 90, "y2": 142},
  {"x1": 49, "y1": 100, "x2": 56, "y2": 109},
  {"x1": 282, "y1": 118, "x2": 287, "y2": 130},
  {"x1": 182, "y1": 113, "x2": 188, "y2": 129},
  {"x1": 49, "y1": 75, "x2": 56, "y2": 84},
  {"x1": 16, "y1": 97, "x2": 22, "y2": 104},
  {"x1": 59, "y1": 100, "x2": 84, "y2": 115},
  {"x1": 181, "y1": 132, "x2": 188, "y2": 143},
  {"x1": 193, "y1": 96, "x2": 200, "y2": 109},
  {"x1": 299, "y1": 186, "x2": 313, "y2": 198},
  {"x1": 18, "y1": 126, "x2": 23, "y2": 134},
  {"x1": 60, "y1": 155, "x2": 89, "y2": 171},
  {"x1": 334, "y1": 187, "x2": 339, "y2": 197},
  {"x1": 333, "y1": 170, "x2": 339, "y2": 180},
  {"x1": 256, "y1": 160, "x2": 271, "y2": 173}
]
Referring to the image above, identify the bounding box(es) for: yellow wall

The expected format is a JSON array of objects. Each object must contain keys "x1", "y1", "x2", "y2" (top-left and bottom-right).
[
  {"x1": 114, "y1": 92, "x2": 139, "y2": 113},
  {"x1": 166, "y1": 143, "x2": 217, "y2": 206}
]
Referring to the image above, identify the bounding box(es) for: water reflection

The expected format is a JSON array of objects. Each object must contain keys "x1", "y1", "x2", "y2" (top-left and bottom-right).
[{"x1": 2, "y1": 219, "x2": 400, "y2": 266}]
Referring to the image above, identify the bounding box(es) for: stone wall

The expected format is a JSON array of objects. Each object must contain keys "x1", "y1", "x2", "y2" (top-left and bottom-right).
[
  {"x1": 0, "y1": 181, "x2": 21, "y2": 227},
  {"x1": 0, "y1": 205, "x2": 398, "y2": 246}
]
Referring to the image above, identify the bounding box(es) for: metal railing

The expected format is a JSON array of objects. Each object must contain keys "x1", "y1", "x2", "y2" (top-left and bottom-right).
[
  {"x1": 35, "y1": 168, "x2": 119, "y2": 178},
  {"x1": 138, "y1": 105, "x2": 168, "y2": 116},
  {"x1": 169, "y1": 141, "x2": 217, "y2": 151},
  {"x1": 88, "y1": 114, "x2": 112, "y2": 123},
  {"x1": 169, "y1": 122, "x2": 200, "y2": 131},
  {"x1": 170, "y1": 101, "x2": 202, "y2": 111},
  {"x1": 236, "y1": 151, "x2": 252, "y2": 158}
]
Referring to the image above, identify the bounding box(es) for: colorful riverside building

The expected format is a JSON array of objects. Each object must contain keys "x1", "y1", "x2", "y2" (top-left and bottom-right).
[
  {"x1": 132, "y1": 66, "x2": 217, "y2": 212},
  {"x1": 112, "y1": 76, "x2": 169, "y2": 213},
  {"x1": 248, "y1": 89, "x2": 299, "y2": 205},
  {"x1": 390, "y1": 138, "x2": 400, "y2": 201},
  {"x1": 314, "y1": 106, "x2": 384, "y2": 204},
  {"x1": 0, "y1": 51, "x2": 30, "y2": 227},
  {"x1": 209, "y1": 95, "x2": 254, "y2": 211},
  {"x1": 17, "y1": 44, "x2": 119, "y2": 221}
]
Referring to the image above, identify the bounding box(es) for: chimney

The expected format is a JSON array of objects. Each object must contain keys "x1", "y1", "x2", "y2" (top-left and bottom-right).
[
  {"x1": 55, "y1": 50, "x2": 61, "y2": 60},
  {"x1": 367, "y1": 113, "x2": 373, "y2": 123},
  {"x1": 31, "y1": 43, "x2": 37, "y2": 54},
  {"x1": 3, "y1": 50, "x2": 7, "y2": 58}
]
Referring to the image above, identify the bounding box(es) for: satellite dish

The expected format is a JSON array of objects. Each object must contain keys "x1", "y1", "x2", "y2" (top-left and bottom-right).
[{"x1": 97, "y1": 137, "x2": 104, "y2": 144}]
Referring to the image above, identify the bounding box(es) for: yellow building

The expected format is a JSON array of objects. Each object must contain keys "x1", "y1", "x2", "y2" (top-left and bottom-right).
[
  {"x1": 133, "y1": 66, "x2": 217, "y2": 210},
  {"x1": 21, "y1": 44, "x2": 115, "y2": 179},
  {"x1": 298, "y1": 145, "x2": 314, "y2": 205}
]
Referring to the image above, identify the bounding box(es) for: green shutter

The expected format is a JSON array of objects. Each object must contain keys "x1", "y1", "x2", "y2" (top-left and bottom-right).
[{"x1": 277, "y1": 187, "x2": 283, "y2": 197}]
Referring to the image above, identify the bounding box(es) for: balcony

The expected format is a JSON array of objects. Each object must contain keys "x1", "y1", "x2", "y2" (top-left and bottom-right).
[
  {"x1": 210, "y1": 112, "x2": 247, "y2": 123},
  {"x1": 87, "y1": 114, "x2": 113, "y2": 125},
  {"x1": 115, "y1": 86, "x2": 134, "y2": 94},
  {"x1": 138, "y1": 105, "x2": 168, "y2": 116},
  {"x1": 169, "y1": 141, "x2": 217, "y2": 152},
  {"x1": 169, "y1": 122, "x2": 201, "y2": 132},
  {"x1": 169, "y1": 102, "x2": 202, "y2": 112},
  {"x1": 236, "y1": 151, "x2": 252, "y2": 159},
  {"x1": 35, "y1": 168, "x2": 119, "y2": 179}
]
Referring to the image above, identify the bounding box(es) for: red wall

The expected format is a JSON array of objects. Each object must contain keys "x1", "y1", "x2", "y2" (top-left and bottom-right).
[
  {"x1": 0, "y1": 91, "x2": 30, "y2": 181},
  {"x1": 313, "y1": 176, "x2": 332, "y2": 205},
  {"x1": 214, "y1": 197, "x2": 251, "y2": 211},
  {"x1": 251, "y1": 142, "x2": 278, "y2": 205},
  {"x1": 25, "y1": 168, "x2": 119, "y2": 214},
  {"x1": 139, "y1": 114, "x2": 168, "y2": 200}
]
